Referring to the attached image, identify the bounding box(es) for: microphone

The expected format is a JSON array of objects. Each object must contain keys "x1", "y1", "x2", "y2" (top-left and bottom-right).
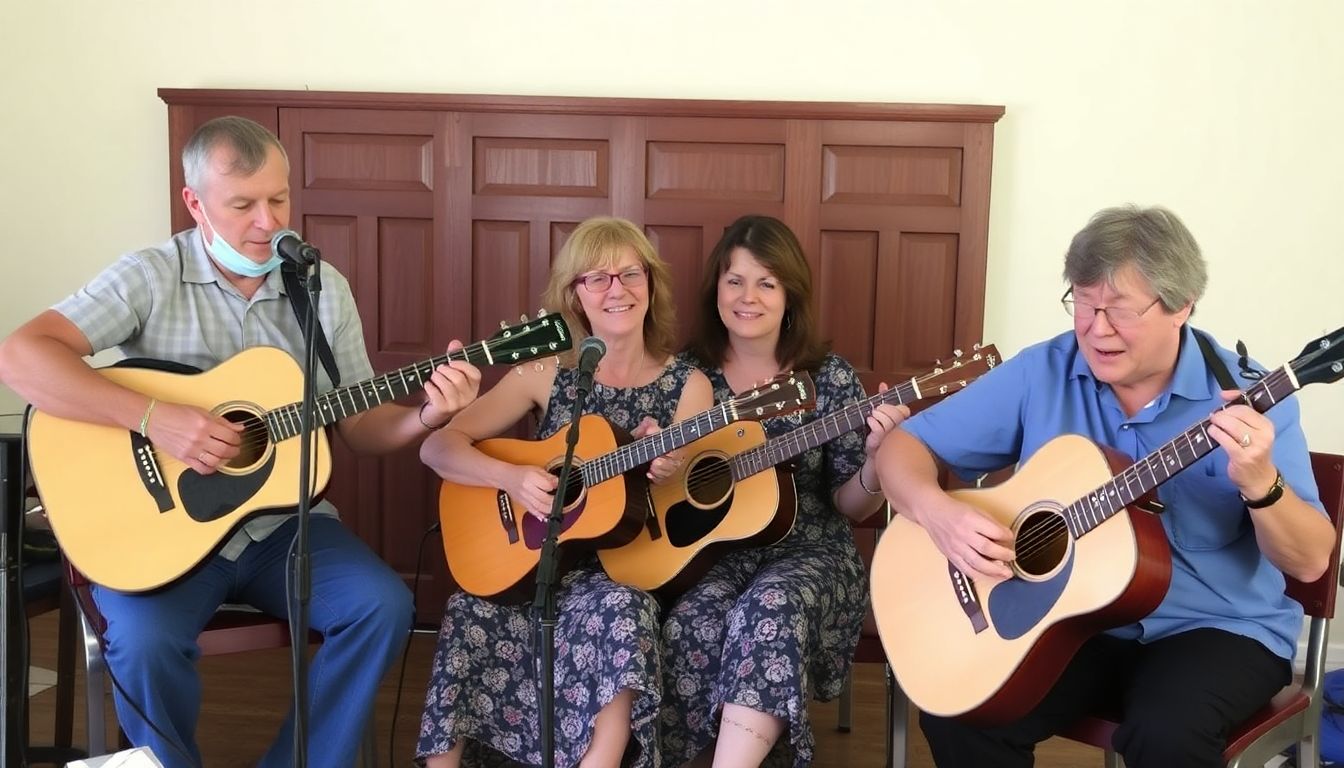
[
  {"x1": 574, "y1": 336, "x2": 606, "y2": 396},
  {"x1": 270, "y1": 229, "x2": 321, "y2": 266}
]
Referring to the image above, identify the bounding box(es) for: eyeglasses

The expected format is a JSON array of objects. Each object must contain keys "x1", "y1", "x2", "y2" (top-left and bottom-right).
[
  {"x1": 573, "y1": 266, "x2": 648, "y2": 293},
  {"x1": 1060, "y1": 289, "x2": 1161, "y2": 329}
]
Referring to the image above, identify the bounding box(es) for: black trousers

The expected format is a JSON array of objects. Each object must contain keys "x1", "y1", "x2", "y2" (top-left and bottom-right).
[{"x1": 920, "y1": 628, "x2": 1291, "y2": 768}]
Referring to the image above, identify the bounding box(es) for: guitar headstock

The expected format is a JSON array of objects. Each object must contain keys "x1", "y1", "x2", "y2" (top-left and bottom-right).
[
  {"x1": 919, "y1": 343, "x2": 1000, "y2": 396},
  {"x1": 1289, "y1": 326, "x2": 1344, "y2": 387},
  {"x1": 479, "y1": 311, "x2": 574, "y2": 365},
  {"x1": 727, "y1": 371, "x2": 816, "y2": 422}
]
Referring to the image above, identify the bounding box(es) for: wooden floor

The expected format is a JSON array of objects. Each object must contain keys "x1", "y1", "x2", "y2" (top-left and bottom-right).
[{"x1": 21, "y1": 611, "x2": 1105, "y2": 767}]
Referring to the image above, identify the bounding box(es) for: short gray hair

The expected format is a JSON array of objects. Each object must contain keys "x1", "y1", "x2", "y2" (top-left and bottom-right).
[
  {"x1": 1063, "y1": 205, "x2": 1207, "y2": 311},
  {"x1": 182, "y1": 116, "x2": 287, "y2": 191}
]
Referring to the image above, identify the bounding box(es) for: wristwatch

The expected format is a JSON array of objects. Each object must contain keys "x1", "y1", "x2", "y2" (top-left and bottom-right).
[{"x1": 1242, "y1": 470, "x2": 1285, "y2": 509}]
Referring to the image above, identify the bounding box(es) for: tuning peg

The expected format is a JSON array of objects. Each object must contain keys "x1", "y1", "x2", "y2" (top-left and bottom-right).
[
  {"x1": 972, "y1": 342, "x2": 982, "y2": 351},
  {"x1": 536, "y1": 309, "x2": 546, "y2": 318},
  {"x1": 952, "y1": 348, "x2": 963, "y2": 358},
  {"x1": 499, "y1": 320, "x2": 508, "y2": 330},
  {"x1": 520, "y1": 314, "x2": 528, "y2": 323}
]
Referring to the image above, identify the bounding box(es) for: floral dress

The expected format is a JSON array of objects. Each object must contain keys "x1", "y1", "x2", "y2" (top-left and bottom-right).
[
  {"x1": 418, "y1": 360, "x2": 696, "y2": 767},
  {"x1": 660, "y1": 353, "x2": 868, "y2": 767}
]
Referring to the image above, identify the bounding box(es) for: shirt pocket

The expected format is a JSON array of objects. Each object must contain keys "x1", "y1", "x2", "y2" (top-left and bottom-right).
[{"x1": 1165, "y1": 460, "x2": 1250, "y2": 551}]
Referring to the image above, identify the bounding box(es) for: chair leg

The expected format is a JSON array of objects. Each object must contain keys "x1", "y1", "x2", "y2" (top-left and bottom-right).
[
  {"x1": 837, "y1": 670, "x2": 853, "y2": 733},
  {"x1": 53, "y1": 583, "x2": 76, "y2": 749},
  {"x1": 77, "y1": 610, "x2": 107, "y2": 757},
  {"x1": 888, "y1": 665, "x2": 908, "y2": 768}
]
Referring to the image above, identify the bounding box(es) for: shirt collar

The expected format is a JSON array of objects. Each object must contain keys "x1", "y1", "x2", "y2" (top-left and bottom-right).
[
  {"x1": 1067, "y1": 324, "x2": 1214, "y2": 403},
  {"x1": 183, "y1": 228, "x2": 287, "y2": 298}
]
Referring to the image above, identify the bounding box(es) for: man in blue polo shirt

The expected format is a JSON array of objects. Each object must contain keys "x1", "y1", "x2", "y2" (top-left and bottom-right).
[{"x1": 873, "y1": 205, "x2": 1330, "y2": 768}]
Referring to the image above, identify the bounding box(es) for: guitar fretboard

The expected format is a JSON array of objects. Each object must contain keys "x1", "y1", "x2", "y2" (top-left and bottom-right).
[
  {"x1": 730, "y1": 378, "x2": 921, "y2": 480},
  {"x1": 265, "y1": 324, "x2": 563, "y2": 441},
  {"x1": 578, "y1": 402, "x2": 743, "y2": 485},
  {"x1": 1063, "y1": 365, "x2": 1299, "y2": 539}
]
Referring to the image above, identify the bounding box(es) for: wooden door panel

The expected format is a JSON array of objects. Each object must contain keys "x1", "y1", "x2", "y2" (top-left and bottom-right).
[{"x1": 164, "y1": 91, "x2": 1001, "y2": 623}]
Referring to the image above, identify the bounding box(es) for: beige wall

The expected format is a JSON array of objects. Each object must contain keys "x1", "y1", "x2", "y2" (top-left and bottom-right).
[{"x1": 2, "y1": 0, "x2": 1341, "y2": 455}]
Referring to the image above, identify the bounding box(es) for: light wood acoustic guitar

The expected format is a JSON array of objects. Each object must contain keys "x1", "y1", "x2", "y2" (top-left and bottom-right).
[
  {"x1": 599, "y1": 345, "x2": 999, "y2": 593},
  {"x1": 27, "y1": 312, "x2": 573, "y2": 592},
  {"x1": 872, "y1": 326, "x2": 1344, "y2": 726},
  {"x1": 437, "y1": 371, "x2": 816, "y2": 603}
]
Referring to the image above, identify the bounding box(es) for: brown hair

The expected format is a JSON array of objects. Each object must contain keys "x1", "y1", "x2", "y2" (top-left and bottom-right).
[{"x1": 686, "y1": 214, "x2": 829, "y2": 371}]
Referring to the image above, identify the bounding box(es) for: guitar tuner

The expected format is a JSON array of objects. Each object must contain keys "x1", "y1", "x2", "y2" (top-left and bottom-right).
[
  {"x1": 953, "y1": 348, "x2": 963, "y2": 357},
  {"x1": 499, "y1": 320, "x2": 508, "y2": 330},
  {"x1": 520, "y1": 314, "x2": 528, "y2": 323}
]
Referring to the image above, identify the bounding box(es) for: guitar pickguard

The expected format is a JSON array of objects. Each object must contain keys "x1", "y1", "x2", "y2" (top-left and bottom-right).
[
  {"x1": 177, "y1": 451, "x2": 277, "y2": 522},
  {"x1": 986, "y1": 551, "x2": 1075, "y2": 640},
  {"x1": 664, "y1": 496, "x2": 732, "y2": 547}
]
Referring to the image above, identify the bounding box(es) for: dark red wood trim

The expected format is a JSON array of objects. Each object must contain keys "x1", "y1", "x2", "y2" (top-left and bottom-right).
[{"x1": 160, "y1": 89, "x2": 1005, "y2": 124}]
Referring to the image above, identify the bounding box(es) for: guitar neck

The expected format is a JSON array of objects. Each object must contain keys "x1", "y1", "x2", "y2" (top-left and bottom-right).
[
  {"x1": 264, "y1": 341, "x2": 502, "y2": 441},
  {"x1": 580, "y1": 402, "x2": 743, "y2": 485},
  {"x1": 730, "y1": 378, "x2": 920, "y2": 479},
  {"x1": 1066, "y1": 364, "x2": 1300, "y2": 538}
]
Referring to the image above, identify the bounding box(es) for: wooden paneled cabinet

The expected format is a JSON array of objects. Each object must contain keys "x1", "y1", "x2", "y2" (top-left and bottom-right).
[{"x1": 161, "y1": 89, "x2": 1004, "y2": 622}]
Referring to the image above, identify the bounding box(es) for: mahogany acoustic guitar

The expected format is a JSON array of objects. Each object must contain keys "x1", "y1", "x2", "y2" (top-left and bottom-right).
[
  {"x1": 27, "y1": 312, "x2": 572, "y2": 592},
  {"x1": 599, "y1": 345, "x2": 999, "y2": 593},
  {"x1": 872, "y1": 327, "x2": 1344, "y2": 725}
]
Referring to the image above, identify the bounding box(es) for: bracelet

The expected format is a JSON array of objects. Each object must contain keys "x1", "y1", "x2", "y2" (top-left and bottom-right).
[
  {"x1": 138, "y1": 398, "x2": 157, "y2": 437},
  {"x1": 857, "y1": 463, "x2": 882, "y2": 496},
  {"x1": 418, "y1": 401, "x2": 447, "y2": 431},
  {"x1": 1242, "y1": 470, "x2": 1285, "y2": 509}
]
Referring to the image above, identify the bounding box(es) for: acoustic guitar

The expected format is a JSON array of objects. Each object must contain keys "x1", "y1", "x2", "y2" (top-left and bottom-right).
[
  {"x1": 27, "y1": 312, "x2": 572, "y2": 592},
  {"x1": 871, "y1": 327, "x2": 1344, "y2": 725},
  {"x1": 599, "y1": 345, "x2": 999, "y2": 592},
  {"x1": 438, "y1": 371, "x2": 815, "y2": 602}
]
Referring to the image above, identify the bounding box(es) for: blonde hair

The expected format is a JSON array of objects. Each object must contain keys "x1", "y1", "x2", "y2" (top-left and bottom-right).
[{"x1": 541, "y1": 216, "x2": 677, "y2": 365}]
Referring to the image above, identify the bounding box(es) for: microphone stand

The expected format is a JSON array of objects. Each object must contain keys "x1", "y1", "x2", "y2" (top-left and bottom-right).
[
  {"x1": 289, "y1": 254, "x2": 322, "y2": 768},
  {"x1": 1, "y1": 424, "x2": 21, "y2": 767},
  {"x1": 533, "y1": 366, "x2": 595, "y2": 768}
]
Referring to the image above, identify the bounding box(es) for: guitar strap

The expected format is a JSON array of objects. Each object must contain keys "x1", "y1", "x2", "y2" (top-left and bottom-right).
[
  {"x1": 1194, "y1": 328, "x2": 1236, "y2": 391},
  {"x1": 281, "y1": 263, "x2": 341, "y2": 387}
]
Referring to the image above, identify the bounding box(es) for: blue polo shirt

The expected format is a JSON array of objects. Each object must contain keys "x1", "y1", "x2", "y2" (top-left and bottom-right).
[{"x1": 902, "y1": 325, "x2": 1324, "y2": 661}]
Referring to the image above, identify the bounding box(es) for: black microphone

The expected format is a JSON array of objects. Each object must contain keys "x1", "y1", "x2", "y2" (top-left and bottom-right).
[
  {"x1": 574, "y1": 336, "x2": 606, "y2": 396},
  {"x1": 270, "y1": 229, "x2": 321, "y2": 266}
]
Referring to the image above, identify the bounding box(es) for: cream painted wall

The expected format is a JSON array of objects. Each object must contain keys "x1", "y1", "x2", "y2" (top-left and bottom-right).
[{"x1": 2, "y1": 0, "x2": 1341, "y2": 455}]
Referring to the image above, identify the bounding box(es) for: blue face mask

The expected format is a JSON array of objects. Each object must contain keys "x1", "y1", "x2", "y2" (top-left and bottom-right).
[{"x1": 199, "y1": 206, "x2": 283, "y2": 278}]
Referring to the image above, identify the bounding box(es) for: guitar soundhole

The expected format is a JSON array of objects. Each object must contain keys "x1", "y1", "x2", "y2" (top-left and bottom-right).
[
  {"x1": 219, "y1": 407, "x2": 270, "y2": 471},
  {"x1": 685, "y1": 454, "x2": 733, "y2": 509},
  {"x1": 1013, "y1": 509, "x2": 1071, "y2": 579},
  {"x1": 550, "y1": 463, "x2": 586, "y2": 509}
]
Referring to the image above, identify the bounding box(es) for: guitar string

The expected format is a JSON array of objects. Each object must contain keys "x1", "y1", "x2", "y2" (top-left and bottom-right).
[
  {"x1": 643, "y1": 358, "x2": 992, "y2": 512},
  {"x1": 1007, "y1": 369, "x2": 1288, "y2": 565},
  {"x1": 1009, "y1": 373, "x2": 1281, "y2": 563},
  {"x1": 141, "y1": 335, "x2": 543, "y2": 469}
]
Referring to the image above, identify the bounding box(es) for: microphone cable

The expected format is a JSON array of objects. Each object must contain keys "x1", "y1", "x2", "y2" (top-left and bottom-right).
[{"x1": 388, "y1": 519, "x2": 442, "y2": 767}]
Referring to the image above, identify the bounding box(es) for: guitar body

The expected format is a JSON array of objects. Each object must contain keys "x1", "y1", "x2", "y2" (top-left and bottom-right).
[
  {"x1": 599, "y1": 421, "x2": 798, "y2": 592},
  {"x1": 871, "y1": 434, "x2": 1172, "y2": 725},
  {"x1": 438, "y1": 414, "x2": 650, "y2": 603},
  {"x1": 28, "y1": 347, "x2": 332, "y2": 592}
]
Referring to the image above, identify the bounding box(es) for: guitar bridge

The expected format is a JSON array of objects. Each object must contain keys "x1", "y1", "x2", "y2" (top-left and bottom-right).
[
  {"x1": 497, "y1": 490, "x2": 519, "y2": 544},
  {"x1": 949, "y1": 562, "x2": 989, "y2": 634},
  {"x1": 130, "y1": 431, "x2": 174, "y2": 513}
]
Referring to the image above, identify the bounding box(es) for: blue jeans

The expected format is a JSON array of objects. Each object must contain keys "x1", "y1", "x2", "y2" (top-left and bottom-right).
[{"x1": 92, "y1": 515, "x2": 413, "y2": 768}]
